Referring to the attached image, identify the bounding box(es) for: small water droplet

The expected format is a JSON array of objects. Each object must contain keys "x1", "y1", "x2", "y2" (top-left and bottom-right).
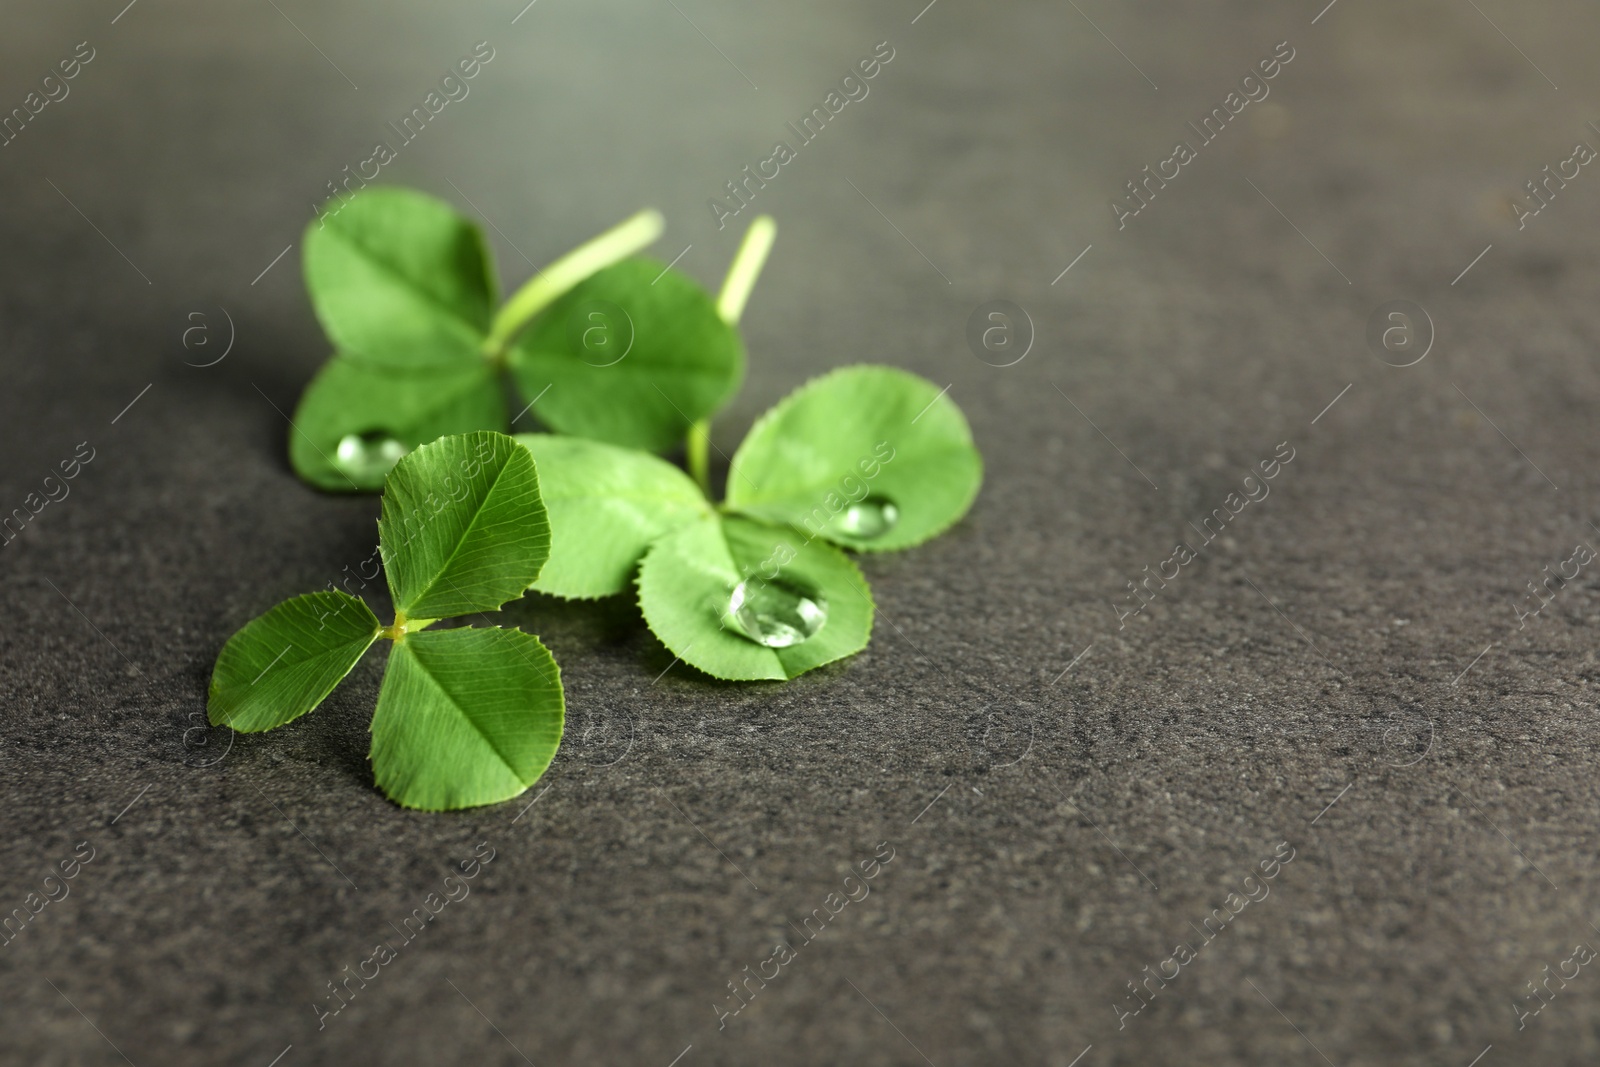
[
  {"x1": 832, "y1": 496, "x2": 899, "y2": 540},
  {"x1": 727, "y1": 578, "x2": 827, "y2": 648},
  {"x1": 334, "y1": 431, "x2": 408, "y2": 482}
]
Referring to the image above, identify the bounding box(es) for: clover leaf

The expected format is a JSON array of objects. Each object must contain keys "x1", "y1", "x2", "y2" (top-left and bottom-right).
[
  {"x1": 515, "y1": 433, "x2": 710, "y2": 599},
  {"x1": 372, "y1": 627, "x2": 562, "y2": 811},
  {"x1": 288, "y1": 185, "x2": 743, "y2": 492},
  {"x1": 209, "y1": 431, "x2": 564, "y2": 811},
  {"x1": 636, "y1": 513, "x2": 874, "y2": 681},
  {"x1": 625, "y1": 365, "x2": 976, "y2": 681},
  {"x1": 207, "y1": 590, "x2": 382, "y2": 732},
  {"x1": 378, "y1": 430, "x2": 550, "y2": 620},
  {"x1": 289, "y1": 359, "x2": 504, "y2": 491},
  {"x1": 304, "y1": 186, "x2": 497, "y2": 368},
  {"x1": 725, "y1": 365, "x2": 983, "y2": 552},
  {"x1": 506, "y1": 259, "x2": 743, "y2": 452}
]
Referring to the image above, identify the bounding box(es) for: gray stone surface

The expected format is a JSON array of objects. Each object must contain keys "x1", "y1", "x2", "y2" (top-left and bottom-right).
[{"x1": 4, "y1": 1, "x2": 1600, "y2": 1063}]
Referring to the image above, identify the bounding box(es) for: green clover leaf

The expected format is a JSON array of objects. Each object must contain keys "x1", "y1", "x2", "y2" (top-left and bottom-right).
[
  {"x1": 514, "y1": 433, "x2": 711, "y2": 599},
  {"x1": 505, "y1": 258, "x2": 743, "y2": 452},
  {"x1": 625, "y1": 363, "x2": 977, "y2": 681},
  {"x1": 378, "y1": 431, "x2": 550, "y2": 621},
  {"x1": 636, "y1": 513, "x2": 874, "y2": 681},
  {"x1": 290, "y1": 358, "x2": 505, "y2": 492},
  {"x1": 304, "y1": 186, "x2": 497, "y2": 369},
  {"x1": 725, "y1": 365, "x2": 983, "y2": 552},
  {"x1": 372, "y1": 627, "x2": 563, "y2": 811},
  {"x1": 208, "y1": 431, "x2": 564, "y2": 811},
  {"x1": 207, "y1": 590, "x2": 381, "y2": 732}
]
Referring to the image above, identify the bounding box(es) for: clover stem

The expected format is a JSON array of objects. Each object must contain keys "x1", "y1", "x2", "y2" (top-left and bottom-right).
[
  {"x1": 687, "y1": 420, "x2": 711, "y2": 497},
  {"x1": 688, "y1": 215, "x2": 776, "y2": 499},
  {"x1": 381, "y1": 612, "x2": 437, "y2": 641},
  {"x1": 716, "y1": 215, "x2": 777, "y2": 325},
  {"x1": 484, "y1": 207, "x2": 666, "y2": 361}
]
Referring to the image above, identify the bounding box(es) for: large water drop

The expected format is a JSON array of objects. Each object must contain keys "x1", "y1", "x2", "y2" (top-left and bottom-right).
[
  {"x1": 727, "y1": 578, "x2": 827, "y2": 648},
  {"x1": 334, "y1": 431, "x2": 408, "y2": 482},
  {"x1": 832, "y1": 496, "x2": 899, "y2": 540}
]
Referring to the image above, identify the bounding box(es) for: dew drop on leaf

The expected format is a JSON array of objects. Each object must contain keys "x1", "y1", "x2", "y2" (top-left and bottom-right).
[
  {"x1": 334, "y1": 431, "x2": 409, "y2": 482},
  {"x1": 832, "y1": 496, "x2": 899, "y2": 540},
  {"x1": 727, "y1": 578, "x2": 827, "y2": 649}
]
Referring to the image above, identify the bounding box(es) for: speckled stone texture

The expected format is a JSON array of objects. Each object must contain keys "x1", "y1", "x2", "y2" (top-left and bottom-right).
[{"x1": 4, "y1": 1, "x2": 1600, "y2": 1064}]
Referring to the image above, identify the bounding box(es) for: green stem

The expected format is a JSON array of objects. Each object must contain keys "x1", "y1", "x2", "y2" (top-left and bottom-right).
[
  {"x1": 716, "y1": 215, "x2": 777, "y2": 325},
  {"x1": 687, "y1": 420, "x2": 711, "y2": 497},
  {"x1": 380, "y1": 613, "x2": 437, "y2": 641},
  {"x1": 688, "y1": 216, "x2": 777, "y2": 501},
  {"x1": 484, "y1": 207, "x2": 665, "y2": 361}
]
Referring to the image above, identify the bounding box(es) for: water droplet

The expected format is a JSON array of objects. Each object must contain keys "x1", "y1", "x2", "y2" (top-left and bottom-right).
[
  {"x1": 727, "y1": 578, "x2": 827, "y2": 648},
  {"x1": 832, "y1": 496, "x2": 899, "y2": 540},
  {"x1": 334, "y1": 431, "x2": 408, "y2": 482}
]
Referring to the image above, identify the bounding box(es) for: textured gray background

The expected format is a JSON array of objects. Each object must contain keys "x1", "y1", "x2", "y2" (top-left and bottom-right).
[{"x1": 4, "y1": 1, "x2": 1600, "y2": 1064}]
